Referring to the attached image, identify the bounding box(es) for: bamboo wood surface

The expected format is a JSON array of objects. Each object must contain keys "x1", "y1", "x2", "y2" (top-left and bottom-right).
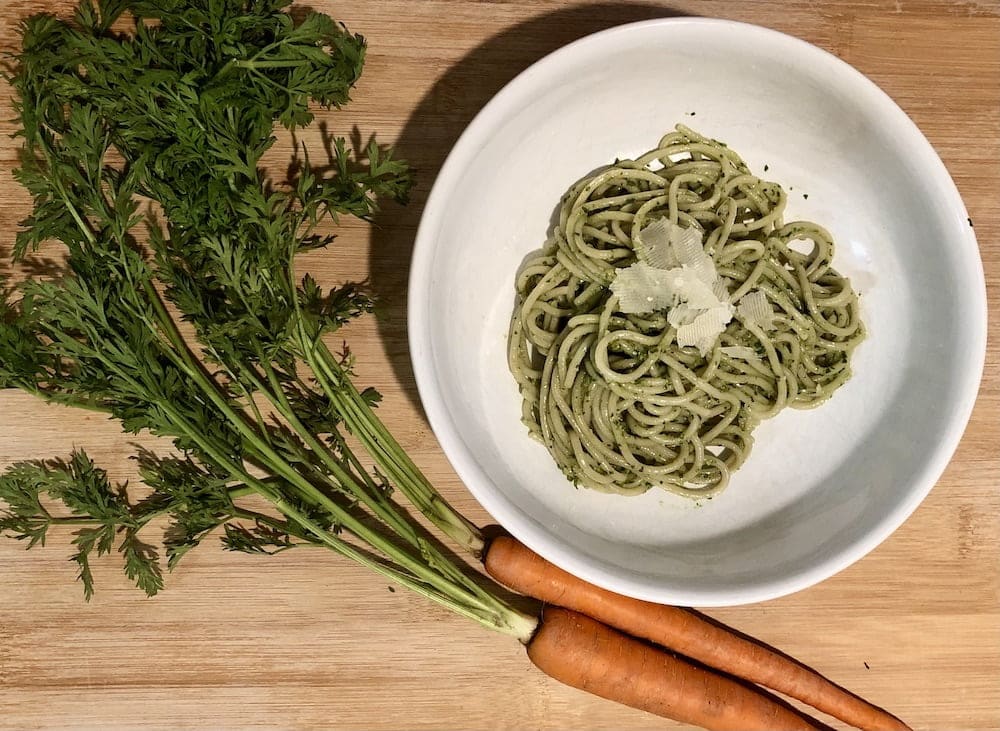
[{"x1": 1, "y1": 1, "x2": 998, "y2": 729}]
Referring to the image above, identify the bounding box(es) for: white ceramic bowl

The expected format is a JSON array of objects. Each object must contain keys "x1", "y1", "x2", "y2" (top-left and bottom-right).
[{"x1": 408, "y1": 18, "x2": 986, "y2": 606}]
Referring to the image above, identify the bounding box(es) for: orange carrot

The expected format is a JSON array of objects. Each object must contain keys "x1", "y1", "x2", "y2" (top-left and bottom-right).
[
  {"x1": 487, "y1": 535, "x2": 911, "y2": 731},
  {"x1": 530, "y1": 607, "x2": 820, "y2": 731}
]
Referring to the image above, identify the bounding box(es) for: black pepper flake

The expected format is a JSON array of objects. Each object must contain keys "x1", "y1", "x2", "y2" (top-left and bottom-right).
[
  {"x1": 763, "y1": 164, "x2": 769, "y2": 172},
  {"x1": 864, "y1": 661, "x2": 870, "y2": 669},
  {"x1": 803, "y1": 193, "x2": 809, "y2": 199},
  {"x1": 388, "y1": 586, "x2": 396, "y2": 593},
  {"x1": 968, "y1": 217, "x2": 974, "y2": 227}
]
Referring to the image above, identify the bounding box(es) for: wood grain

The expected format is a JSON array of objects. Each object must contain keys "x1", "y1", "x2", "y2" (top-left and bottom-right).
[{"x1": 1, "y1": 1, "x2": 998, "y2": 729}]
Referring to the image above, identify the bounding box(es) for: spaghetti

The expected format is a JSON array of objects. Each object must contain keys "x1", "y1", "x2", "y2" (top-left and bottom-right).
[{"x1": 507, "y1": 125, "x2": 864, "y2": 497}]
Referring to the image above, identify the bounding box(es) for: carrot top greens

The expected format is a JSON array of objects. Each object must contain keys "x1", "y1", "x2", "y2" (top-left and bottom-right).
[{"x1": 0, "y1": 0, "x2": 535, "y2": 641}]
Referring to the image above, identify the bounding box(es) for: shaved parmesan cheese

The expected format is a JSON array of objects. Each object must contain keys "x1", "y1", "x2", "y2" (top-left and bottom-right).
[
  {"x1": 670, "y1": 226, "x2": 707, "y2": 266},
  {"x1": 737, "y1": 290, "x2": 774, "y2": 329},
  {"x1": 670, "y1": 224, "x2": 715, "y2": 285},
  {"x1": 677, "y1": 306, "x2": 734, "y2": 356},
  {"x1": 670, "y1": 225, "x2": 703, "y2": 264},
  {"x1": 635, "y1": 219, "x2": 713, "y2": 279},
  {"x1": 712, "y1": 279, "x2": 731, "y2": 303},
  {"x1": 634, "y1": 219, "x2": 677, "y2": 269},
  {"x1": 719, "y1": 345, "x2": 759, "y2": 361},
  {"x1": 667, "y1": 304, "x2": 700, "y2": 329},
  {"x1": 610, "y1": 262, "x2": 676, "y2": 313},
  {"x1": 677, "y1": 270, "x2": 723, "y2": 309},
  {"x1": 787, "y1": 237, "x2": 816, "y2": 256},
  {"x1": 612, "y1": 264, "x2": 726, "y2": 316},
  {"x1": 613, "y1": 220, "x2": 736, "y2": 355}
]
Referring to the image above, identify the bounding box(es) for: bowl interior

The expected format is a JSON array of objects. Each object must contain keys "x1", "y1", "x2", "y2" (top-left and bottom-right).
[{"x1": 409, "y1": 19, "x2": 985, "y2": 605}]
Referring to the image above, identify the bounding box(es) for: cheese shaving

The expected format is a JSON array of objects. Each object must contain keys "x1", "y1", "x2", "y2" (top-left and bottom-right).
[
  {"x1": 670, "y1": 224, "x2": 715, "y2": 285},
  {"x1": 787, "y1": 237, "x2": 816, "y2": 256},
  {"x1": 635, "y1": 219, "x2": 712, "y2": 278},
  {"x1": 677, "y1": 306, "x2": 734, "y2": 356},
  {"x1": 610, "y1": 262, "x2": 677, "y2": 313},
  {"x1": 634, "y1": 218, "x2": 678, "y2": 269},
  {"x1": 666, "y1": 304, "x2": 699, "y2": 329},
  {"x1": 737, "y1": 290, "x2": 774, "y2": 329},
  {"x1": 677, "y1": 269, "x2": 723, "y2": 309},
  {"x1": 712, "y1": 279, "x2": 731, "y2": 303}
]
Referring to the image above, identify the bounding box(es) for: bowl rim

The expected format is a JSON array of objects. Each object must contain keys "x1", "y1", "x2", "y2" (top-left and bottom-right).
[{"x1": 407, "y1": 17, "x2": 988, "y2": 606}]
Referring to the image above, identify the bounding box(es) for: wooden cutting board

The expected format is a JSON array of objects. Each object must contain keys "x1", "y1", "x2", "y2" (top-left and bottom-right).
[{"x1": 1, "y1": 1, "x2": 997, "y2": 729}]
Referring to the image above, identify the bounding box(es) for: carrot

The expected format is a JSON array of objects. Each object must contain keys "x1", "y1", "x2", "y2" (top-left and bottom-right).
[
  {"x1": 530, "y1": 606, "x2": 821, "y2": 731},
  {"x1": 486, "y1": 535, "x2": 911, "y2": 731}
]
